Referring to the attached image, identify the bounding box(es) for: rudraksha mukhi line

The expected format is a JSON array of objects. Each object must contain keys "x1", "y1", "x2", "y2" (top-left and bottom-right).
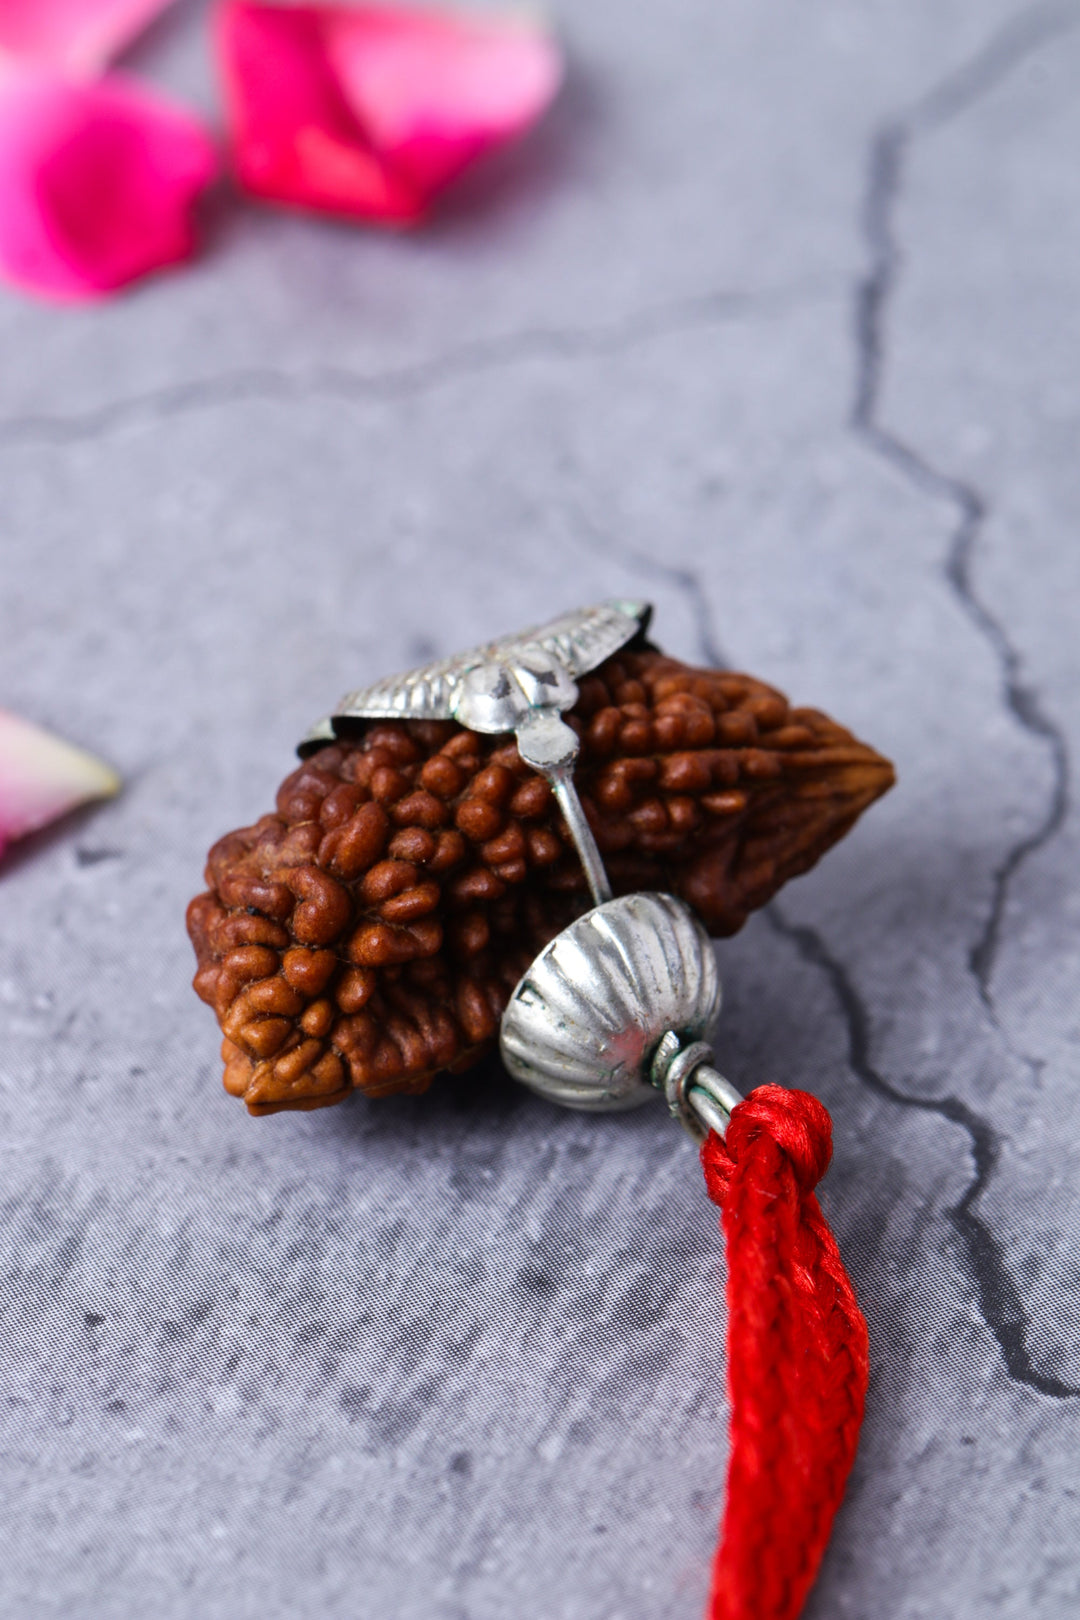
[{"x1": 187, "y1": 652, "x2": 895, "y2": 1114}]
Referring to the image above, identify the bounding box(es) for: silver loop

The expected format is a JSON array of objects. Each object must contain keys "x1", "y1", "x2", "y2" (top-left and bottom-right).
[
  {"x1": 652, "y1": 1035, "x2": 742, "y2": 1142},
  {"x1": 686, "y1": 1064, "x2": 744, "y2": 1142},
  {"x1": 663, "y1": 1040, "x2": 715, "y2": 1127}
]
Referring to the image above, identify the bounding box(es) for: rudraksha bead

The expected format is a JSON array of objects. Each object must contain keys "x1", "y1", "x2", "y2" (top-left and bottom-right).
[{"x1": 187, "y1": 652, "x2": 894, "y2": 1114}]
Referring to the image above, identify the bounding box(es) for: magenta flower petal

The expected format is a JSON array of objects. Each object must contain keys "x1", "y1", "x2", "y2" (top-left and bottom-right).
[
  {"x1": 0, "y1": 72, "x2": 217, "y2": 301},
  {"x1": 0, "y1": 708, "x2": 120, "y2": 862},
  {"x1": 217, "y1": 1, "x2": 563, "y2": 225},
  {"x1": 0, "y1": 0, "x2": 176, "y2": 79}
]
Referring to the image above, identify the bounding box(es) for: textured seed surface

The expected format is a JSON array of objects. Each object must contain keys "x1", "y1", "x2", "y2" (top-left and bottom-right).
[{"x1": 187, "y1": 651, "x2": 893, "y2": 1113}]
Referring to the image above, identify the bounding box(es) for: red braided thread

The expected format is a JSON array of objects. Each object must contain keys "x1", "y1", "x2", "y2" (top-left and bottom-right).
[{"x1": 701, "y1": 1084, "x2": 869, "y2": 1620}]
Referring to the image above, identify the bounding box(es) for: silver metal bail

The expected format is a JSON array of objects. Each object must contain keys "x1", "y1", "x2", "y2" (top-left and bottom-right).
[
  {"x1": 453, "y1": 649, "x2": 611, "y2": 906},
  {"x1": 298, "y1": 599, "x2": 652, "y2": 908}
]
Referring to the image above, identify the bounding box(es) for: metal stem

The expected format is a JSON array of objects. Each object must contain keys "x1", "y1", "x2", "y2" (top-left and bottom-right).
[
  {"x1": 548, "y1": 764, "x2": 613, "y2": 907},
  {"x1": 513, "y1": 708, "x2": 613, "y2": 909}
]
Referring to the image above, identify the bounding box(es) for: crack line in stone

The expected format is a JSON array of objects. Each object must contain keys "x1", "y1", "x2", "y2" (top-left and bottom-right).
[
  {"x1": 842, "y1": 1, "x2": 1080, "y2": 1396},
  {"x1": 568, "y1": 504, "x2": 730, "y2": 669},
  {"x1": 767, "y1": 906, "x2": 1080, "y2": 1399},
  {"x1": 0, "y1": 280, "x2": 832, "y2": 453},
  {"x1": 853, "y1": 0, "x2": 1073, "y2": 1014}
]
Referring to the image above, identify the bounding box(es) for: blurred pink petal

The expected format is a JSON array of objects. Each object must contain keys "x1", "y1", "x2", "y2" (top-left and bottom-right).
[
  {"x1": 217, "y1": 1, "x2": 562, "y2": 225},
  {"x1": 0, "y1": 709, "x2": 120, "y2": 862},
  {"x1": 0, "y1": 72, "x2": 217, "y2": 301},
  {"x1": 0, "y1": 0, "x2": 175, "y2": 80}
]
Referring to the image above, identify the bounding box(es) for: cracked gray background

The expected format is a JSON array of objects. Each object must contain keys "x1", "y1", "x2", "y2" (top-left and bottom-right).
[{"x1": 1, "y1": 1, "x2": 1079, "y2": 1616}]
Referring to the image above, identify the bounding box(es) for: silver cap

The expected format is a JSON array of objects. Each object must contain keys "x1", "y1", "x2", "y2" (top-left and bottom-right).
[{"x1": 499, "y1": 892, "x2": 722, "y2": 1113}]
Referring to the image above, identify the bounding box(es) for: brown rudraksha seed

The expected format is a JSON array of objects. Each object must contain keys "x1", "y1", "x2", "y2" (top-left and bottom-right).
[{"x1": 187, "y1": 651, "x2": 894, "y2": 1115}]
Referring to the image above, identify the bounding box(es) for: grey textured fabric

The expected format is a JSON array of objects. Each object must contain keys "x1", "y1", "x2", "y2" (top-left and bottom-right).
[{"x1": 2, "y1": 2, "x2": 1080, "y2": 1616}]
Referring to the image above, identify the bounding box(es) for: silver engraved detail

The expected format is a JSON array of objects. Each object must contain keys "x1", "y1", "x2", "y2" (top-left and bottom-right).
[{"x1": 453, "y1": 649, "x2": 578, "y2": 735}]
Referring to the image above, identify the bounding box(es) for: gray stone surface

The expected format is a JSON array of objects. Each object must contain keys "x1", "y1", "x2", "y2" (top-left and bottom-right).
[{"x1": 2, "y1": 1, "x2": 1079, "y2": 1615}]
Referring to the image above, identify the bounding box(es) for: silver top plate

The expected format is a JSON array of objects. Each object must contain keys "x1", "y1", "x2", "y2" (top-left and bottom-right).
[{"x1": 299, "y1": 599, "x2": 651, "y2": 753}]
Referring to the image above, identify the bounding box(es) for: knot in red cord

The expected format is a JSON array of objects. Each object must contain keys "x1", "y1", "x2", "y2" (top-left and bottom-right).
[
  {"x1": 727, "y1": 1084, "x2": 833, "y2": 1191},
  {"x1": 702, "y1": 1084, "x2": 832, "y2": 1206}
]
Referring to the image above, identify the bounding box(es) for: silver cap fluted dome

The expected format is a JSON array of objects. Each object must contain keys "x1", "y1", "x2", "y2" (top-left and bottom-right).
[{"x1": 499, "y1": 892, "x2": 722, "y2": 1112}]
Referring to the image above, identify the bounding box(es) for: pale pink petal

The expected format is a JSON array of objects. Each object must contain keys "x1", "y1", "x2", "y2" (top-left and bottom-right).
[
  {"x1": 326, "y1": 7, "x2": 562, "y2": 197},
  {"x1": 0, "y1": 72, "x2": 217, "y2": 301},
  {"x1": 217, "y1": 1, "x2": 562, "y2": 225},
  {"x1": 0, "y1": 0, "x2": 175, "y2": 81},
  {"x1": 0, "y1": 708, "x2": 120, "y2": 861}
]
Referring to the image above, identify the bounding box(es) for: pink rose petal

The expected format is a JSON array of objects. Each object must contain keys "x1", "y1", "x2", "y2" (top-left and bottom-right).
[
  {"x1": 0, "y1": 0, "x2": 176, "y2": 81},
  {"x1": 0, "y1": 72, "x2": 217, "y2": 301},
  {"x1": 324, "y1": 6, "x2": 563, "y2": 196},
  {"x1": 0, "y1": 708, "x2": 120, "y2": 862},
  {"x1": 217, "y1": 1, "x2": 562, "y2": 225}
]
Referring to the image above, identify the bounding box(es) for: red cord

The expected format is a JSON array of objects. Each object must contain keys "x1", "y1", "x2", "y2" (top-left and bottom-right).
[{"x1": 700, "y1": 1085, "x2": 869, "y2": 1620}]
